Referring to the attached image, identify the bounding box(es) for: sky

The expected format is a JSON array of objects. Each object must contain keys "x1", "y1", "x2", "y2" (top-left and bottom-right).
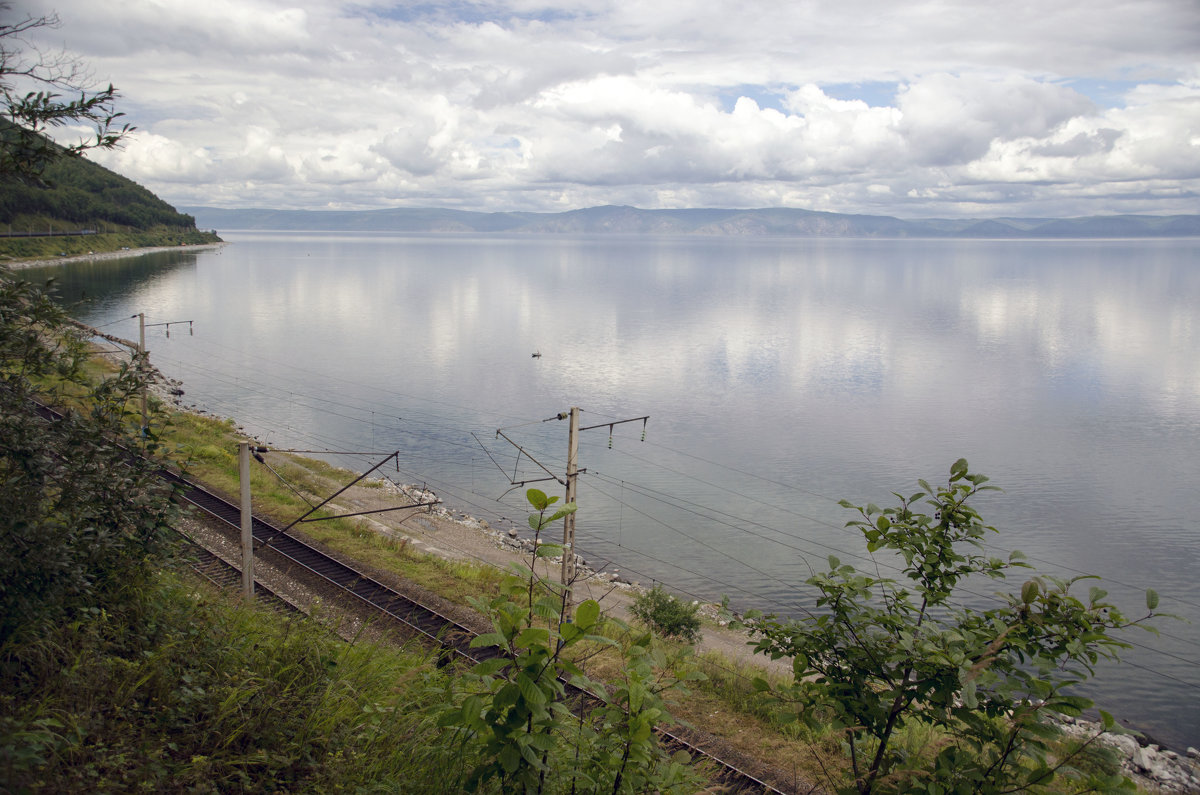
[{"x1": 12, "y1": 0, "x2": 1200, "y2": 217}]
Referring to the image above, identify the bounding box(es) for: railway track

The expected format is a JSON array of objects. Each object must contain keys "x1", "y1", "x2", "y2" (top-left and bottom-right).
[
  {"x1": 29, "y1": 400, "x2": 788, "y2": 793},
  {"x1": 181, "y1": 539, "x2": 299, "y2": 615},
  {"x1": 168, "y1": 471, "x2": 788, "y2": 793}
]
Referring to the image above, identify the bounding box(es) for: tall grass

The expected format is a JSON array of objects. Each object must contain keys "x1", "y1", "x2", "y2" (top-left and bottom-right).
[{"x1": 0, "y1": 569, "x2": 457, "y2": 792}]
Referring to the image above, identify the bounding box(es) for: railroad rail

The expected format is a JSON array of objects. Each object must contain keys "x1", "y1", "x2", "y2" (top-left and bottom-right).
[
  {"x1": 29, "y1": 400, "x2": 788, "y2": 793},
  {"x1": 168, "y1": 470, "x2": 787, "y2": 793},
  {"x1": 181, "y1": 538, "x2": 299, "y2": 615}
]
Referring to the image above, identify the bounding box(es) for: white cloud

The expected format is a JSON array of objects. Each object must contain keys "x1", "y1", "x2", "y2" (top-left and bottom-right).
[
  {"x1": 896, "y1": 74, "x2": 1096, "y2": 166},
  {"x1": 16, "y1": 0, "x2": 1200, "y2": 215},
  {"x1": 90, "y1": 131, "x2": 214, "y2": 183}
]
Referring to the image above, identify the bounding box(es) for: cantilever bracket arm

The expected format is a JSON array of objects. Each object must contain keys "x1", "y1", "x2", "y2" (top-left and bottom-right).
[
  {"x1": 491, "y1": 429, "x2": 567, "y2": 486},
  {"x1": 256, "y1": 450, "x2": 400, "y2": 550},
  {"x1": 299, "y1": 499, "x2": 441, "y2": 522}
]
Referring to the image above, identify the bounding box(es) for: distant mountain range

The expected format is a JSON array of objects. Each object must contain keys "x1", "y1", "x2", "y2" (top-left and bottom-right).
[{"x1": 181, "y1": 205, "x2": 1200, "y2": 238}]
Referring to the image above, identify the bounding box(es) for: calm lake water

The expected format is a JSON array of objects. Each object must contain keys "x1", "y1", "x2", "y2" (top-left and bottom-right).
[{"x1": 25, "y1": 231, "x2": 1200, "y2": 750}]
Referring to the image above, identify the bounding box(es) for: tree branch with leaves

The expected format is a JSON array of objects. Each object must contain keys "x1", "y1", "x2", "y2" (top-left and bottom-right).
[{"x1": 1, "y1": 3, "x2": 133, "y2": 185}]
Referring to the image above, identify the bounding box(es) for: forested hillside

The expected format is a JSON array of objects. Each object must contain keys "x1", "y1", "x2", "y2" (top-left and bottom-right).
[
  {"x1": 0, "y1": 125, "x2": 220, "y2": 260},
  {"x1": 0, "y1": 135, "x2": 200, "y2": 231}
]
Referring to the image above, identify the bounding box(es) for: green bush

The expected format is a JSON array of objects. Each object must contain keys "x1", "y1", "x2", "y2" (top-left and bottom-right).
[
  {"x1": 0, "y1": 270, "x2": 178, "y2": 641},
  {"x1": 631, "y1": 585, "x2": 702, "y2": 643},
  {"x1": 433, "y1": 489, "x2": 702, "y2": 793},
  {"x1": 748, "y1": 459, "x2": 1157, "y2": 794}
]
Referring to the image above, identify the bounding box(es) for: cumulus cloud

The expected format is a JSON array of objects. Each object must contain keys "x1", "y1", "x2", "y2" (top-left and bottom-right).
[
  {"x1": 896, "y1": 74, "x2": 1096, "y2": 166},
  {"x1": 17, "y1": 0, "x2": 1200, "y2": 215},
  {"x1": 90, "y1": 131, "x2": 214, "y2": 183}
]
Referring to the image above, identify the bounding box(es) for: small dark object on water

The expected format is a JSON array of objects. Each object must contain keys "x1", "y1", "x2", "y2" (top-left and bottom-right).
[{"x1": 531, "y1": 350, "x2": 542, "y2": 358}]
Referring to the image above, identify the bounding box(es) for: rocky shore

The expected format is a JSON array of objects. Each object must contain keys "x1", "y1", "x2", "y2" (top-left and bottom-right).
[
  {"x1": 1, "y1": 242, "x2": 226, "y2": 271},
  {"x1": 1055, "y1": 716, "x2": 1199, "y2": 793}
]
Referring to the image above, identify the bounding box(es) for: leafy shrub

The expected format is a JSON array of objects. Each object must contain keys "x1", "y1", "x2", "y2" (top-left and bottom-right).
[
  {"x1": 631, "y1": 585, "x2": 702, "y2": 643},
  {"x1": 433, "y1": 489, "x2": 702, "y2": 793},
  {"x1": 0, "y1": 271, "x2": 177, "y2": 641},
  {"x1": 748, "y1": 459, "x2": 1158, "y2": 794}
]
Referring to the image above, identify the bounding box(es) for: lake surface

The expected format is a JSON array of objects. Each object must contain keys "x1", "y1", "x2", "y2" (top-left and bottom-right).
[{"x1": 24, "y1": 232, "x2": 1200, "y2": 750}]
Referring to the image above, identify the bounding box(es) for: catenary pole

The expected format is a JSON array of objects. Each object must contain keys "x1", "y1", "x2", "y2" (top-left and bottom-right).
[
  {"x1": 239, "y1": 441, "x2": 254, "y2": 598},
  {"x1": 560, "y1": 406, "x2": 580, "y2": 603},
  {"x1": 138, "y1": 312, "x2": 148, "y2": 432}
]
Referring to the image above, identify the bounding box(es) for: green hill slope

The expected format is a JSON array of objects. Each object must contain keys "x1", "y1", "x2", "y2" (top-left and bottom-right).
[{"x1": 0, "y1": 135, "x2": 220, "y2": 261}]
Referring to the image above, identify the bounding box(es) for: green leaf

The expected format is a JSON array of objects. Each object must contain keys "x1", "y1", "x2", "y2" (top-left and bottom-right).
[
  {"x1": 461, "y1": 694, "x2": 482, "y2": 722},
  {"x1": 1021, "y1": 580, "x2": 1039, "y2": 605},
  {"x1": 1146, "y1": 588, "x2": 1159, "y2": 611},
  {"x1": 526, "y1": 732, "x2": 557, "y2": 752},
  {"x1": 1088, "y1": 586, "x2": 1108, "y2": 605},
  {"x1": 546, "y1": 504, "x2": 577, "y2": 523},
  {"x1": 574, "y1": 599, "x2": 600, "y2": 630},
  {"x1": 962, "y1": 680, "x2": 978, "y2": 708},
  {"x1": 471, "y1": 658, "x2": 509, "y2": 677},
  {"x1": 950, "y1": 458, "x2": 969, "y2": 479},
  {"x1": 470, "y1": 632, "x2": 507, "y2": 649},
  {"x1": 514, "y1": 627, "x2": 550, "y2": 648},
  {"x1": 582, "y1": 634, "x2": 618, "y2": 647},
  {"x1": 516, "y1": 673, "x2": 546, "y2": 706},
  {"x1": 499, "y1": 743, "x2": 521, "y2": 773},
  {"x1": 533, "y1": 595, "x2": 562, "y2": 620},
  {"x1": 526, "y1": 488, "x2": 550, "y2": 511}
]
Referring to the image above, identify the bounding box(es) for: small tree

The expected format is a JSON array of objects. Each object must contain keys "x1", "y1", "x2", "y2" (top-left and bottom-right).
[
  {"x1": 435, "y1": 488, "x2": 700, "y2": 793},
  {"x1": 748, "y1": 459, "x2": 1157, "y2": 794}
]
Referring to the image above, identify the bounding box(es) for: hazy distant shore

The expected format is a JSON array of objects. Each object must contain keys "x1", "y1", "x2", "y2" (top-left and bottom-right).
[{"x1": 2, "y1": 242, "x2": 226, "y2": 272}]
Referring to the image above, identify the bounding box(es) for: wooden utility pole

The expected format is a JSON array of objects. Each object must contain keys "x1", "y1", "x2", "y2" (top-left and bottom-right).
[
  {"x1": 491, "y1": 408, "x2": 647, "y2": 611},
  {"x1": 560, "y1": 406, "x2": 580, "y2": 600},
  {"x1": 239, "y1": 441, "x2": 254, "y2": 598},
  {"x1": 138, "y1": 312, "x2": 148, "y2": 432}
]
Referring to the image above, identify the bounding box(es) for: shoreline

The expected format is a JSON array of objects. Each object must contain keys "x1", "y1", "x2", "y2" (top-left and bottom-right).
[
  {"x1": 1, "y1": 242, "x2": 227, "y2": 272},
  {"x1": 161, "y1": 392, "x2": 1200, "y2": 789}
]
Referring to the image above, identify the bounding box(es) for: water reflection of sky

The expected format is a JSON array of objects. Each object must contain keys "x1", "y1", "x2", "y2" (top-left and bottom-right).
[{"x1": 26, "y1": 233, "x2": 1200, "y2": 751}]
